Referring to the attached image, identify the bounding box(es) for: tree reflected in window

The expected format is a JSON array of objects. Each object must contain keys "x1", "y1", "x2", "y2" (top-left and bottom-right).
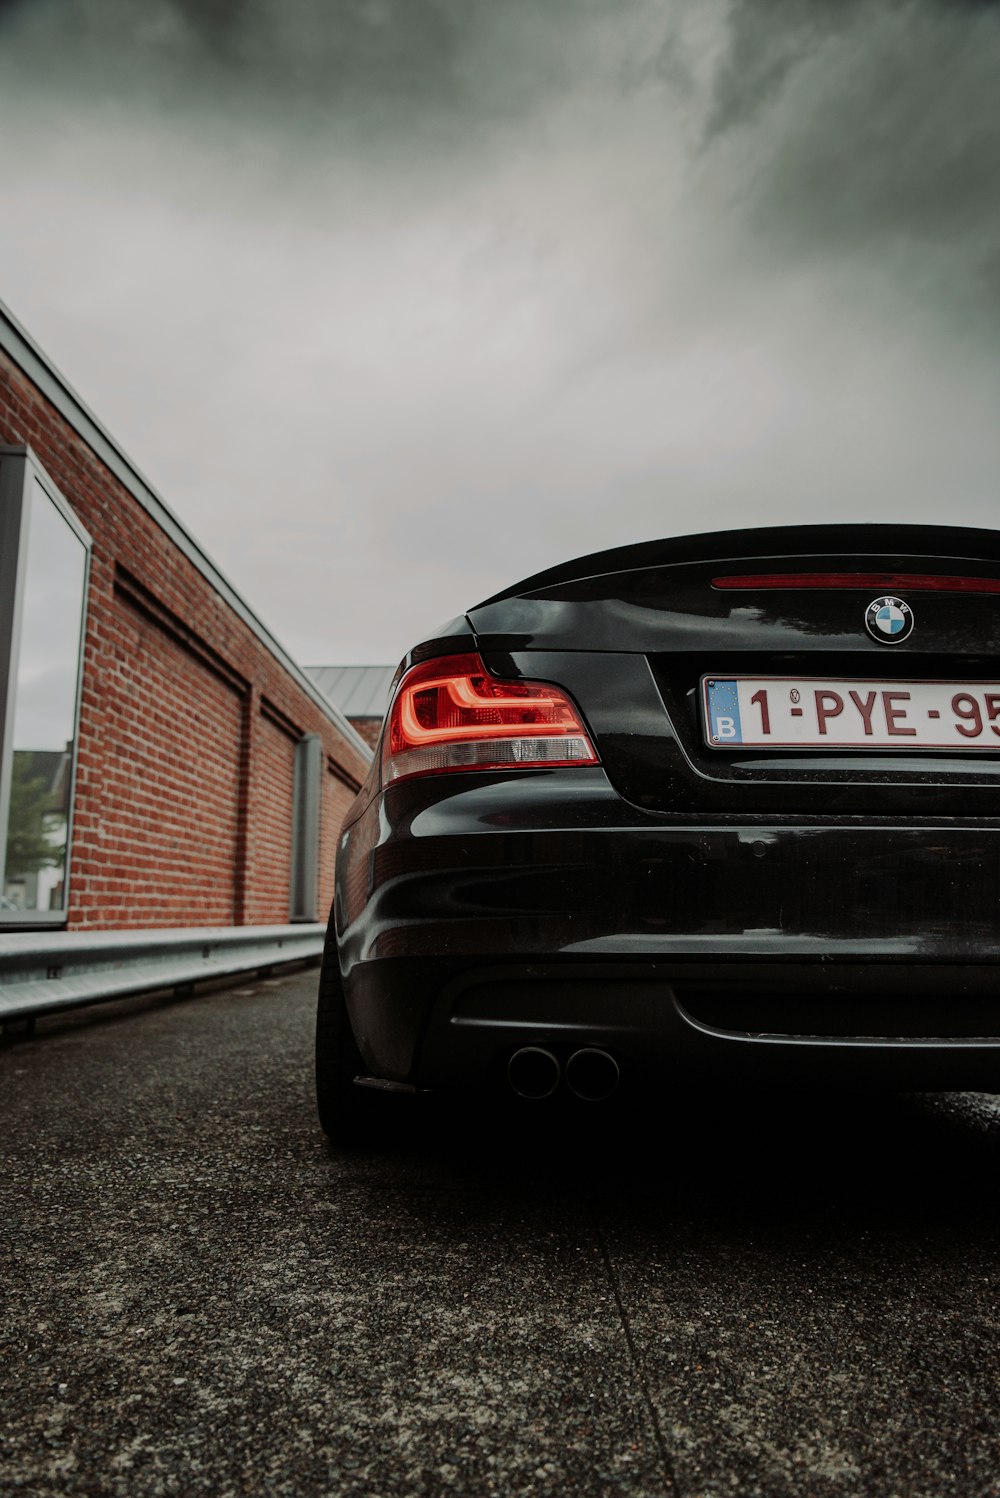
[{"x1": 5, "y1": 752, "x2": 69, "y2": 909}]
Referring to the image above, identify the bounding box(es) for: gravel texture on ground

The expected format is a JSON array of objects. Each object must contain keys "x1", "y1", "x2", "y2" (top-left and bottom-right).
[{"x1": 1, "y1": 968, "x2": 998, "y2": 1497}]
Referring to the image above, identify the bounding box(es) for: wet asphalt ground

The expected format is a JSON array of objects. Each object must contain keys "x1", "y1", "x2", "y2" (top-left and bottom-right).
[{"x1": 2, "y1": 967, "x2": 999, "y2": 1498}]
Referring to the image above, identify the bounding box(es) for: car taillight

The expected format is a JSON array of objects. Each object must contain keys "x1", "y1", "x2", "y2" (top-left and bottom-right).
[{"x1": 382, "y1": 653, "x2": 598, "y2": 783}]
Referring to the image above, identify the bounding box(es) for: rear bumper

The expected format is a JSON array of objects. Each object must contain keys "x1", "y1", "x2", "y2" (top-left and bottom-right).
[
  {"x1": 347, "y1": 955, "x2": 1000, "y2": 1092},
  {"x1": 336, "y1": 771, "x2": 1000, "y2": 1090}
]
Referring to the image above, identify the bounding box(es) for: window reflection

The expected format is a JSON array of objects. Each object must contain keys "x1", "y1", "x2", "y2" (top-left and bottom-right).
[{"x1": 3, "y1": 481, "x2": 87, "y2": 913}]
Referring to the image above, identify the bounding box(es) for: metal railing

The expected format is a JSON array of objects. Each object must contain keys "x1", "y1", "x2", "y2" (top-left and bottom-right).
[{"x1": 0, "y1": 923, "x2": 324, "y2": 1024}]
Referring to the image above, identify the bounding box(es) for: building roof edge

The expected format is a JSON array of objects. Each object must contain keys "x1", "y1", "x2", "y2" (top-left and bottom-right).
[{"x1": 0, "y1": 297, "x2": 371, "y2": 763}]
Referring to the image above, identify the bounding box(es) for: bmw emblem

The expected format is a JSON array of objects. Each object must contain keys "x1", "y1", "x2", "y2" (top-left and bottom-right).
[{"x1": 865, "y1": 595, "x2": 914, "y2": 644}]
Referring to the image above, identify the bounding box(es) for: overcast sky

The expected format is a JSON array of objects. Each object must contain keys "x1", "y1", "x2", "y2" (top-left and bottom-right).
[{"x1": 1, "y1": 0, "x2": 999, "y2": 666}]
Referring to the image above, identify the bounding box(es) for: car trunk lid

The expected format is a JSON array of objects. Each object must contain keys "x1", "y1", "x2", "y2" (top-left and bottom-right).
[{"x1": 468, "y1": 524, "x2": 1000, "y2": 816}]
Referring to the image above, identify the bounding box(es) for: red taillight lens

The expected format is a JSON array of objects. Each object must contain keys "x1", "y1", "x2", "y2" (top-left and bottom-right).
[{"x1": 382, "y1": 653, "x2": 598, "y2": 783}]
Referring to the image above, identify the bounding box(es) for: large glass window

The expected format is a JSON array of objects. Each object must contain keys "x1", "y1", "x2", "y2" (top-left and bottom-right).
[{"x1": 0, "y1": 450, "x2": 90, "y2": 924}]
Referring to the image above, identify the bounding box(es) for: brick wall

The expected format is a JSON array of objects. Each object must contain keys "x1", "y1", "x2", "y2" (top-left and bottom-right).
[
  {"x1": 244, "y1": 707, "x2": 297, "y2": 926},
  {"x1": 0, "y1": 347, "x2": 370, "y2": 930}
]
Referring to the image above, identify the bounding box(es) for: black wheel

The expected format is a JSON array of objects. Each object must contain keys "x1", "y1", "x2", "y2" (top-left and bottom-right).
[{"x1": 315, "y1": 936, "x2": 377, "y2": 1145}]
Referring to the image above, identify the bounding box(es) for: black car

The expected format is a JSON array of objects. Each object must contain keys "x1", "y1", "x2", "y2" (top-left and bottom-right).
[{"x1": 317, "y1": 522, "x2": 1000, "y2": 1142}]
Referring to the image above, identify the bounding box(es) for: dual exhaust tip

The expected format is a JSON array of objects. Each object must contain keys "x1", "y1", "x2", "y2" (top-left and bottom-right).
[{"x1": 507, "y1": 1045, "x2": 620, "y2": 1103}]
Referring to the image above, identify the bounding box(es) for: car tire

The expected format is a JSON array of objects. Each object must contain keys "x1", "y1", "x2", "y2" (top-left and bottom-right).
[{"x1": 315, "y1": 937, "x2": 376, "y2": 1146}]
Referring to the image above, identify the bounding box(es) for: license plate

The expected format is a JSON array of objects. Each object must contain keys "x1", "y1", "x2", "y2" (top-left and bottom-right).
[{"x1": 702, "y1": 677, "x2": 1000, "y2": 750}]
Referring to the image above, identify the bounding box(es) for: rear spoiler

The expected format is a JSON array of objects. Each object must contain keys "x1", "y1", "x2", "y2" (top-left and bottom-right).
[{"x1": 472, "y1": 522, "x2": 1000, "y2": 608}]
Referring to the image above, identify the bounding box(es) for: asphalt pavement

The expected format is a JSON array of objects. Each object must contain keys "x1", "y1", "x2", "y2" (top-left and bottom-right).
[{"x1": 2, "y1": 968, "x2": 999, "y2": 1497}]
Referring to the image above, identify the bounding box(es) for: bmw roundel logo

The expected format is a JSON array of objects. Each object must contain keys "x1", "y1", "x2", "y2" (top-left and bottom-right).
[{"x1": 865, "y1": 595, "x2": 914, "y2": 644}]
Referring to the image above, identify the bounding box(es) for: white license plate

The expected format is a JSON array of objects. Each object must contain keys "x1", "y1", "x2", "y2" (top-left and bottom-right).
[{"x1": 702, "y1": 677, "x2": 1000, "y2": 750}]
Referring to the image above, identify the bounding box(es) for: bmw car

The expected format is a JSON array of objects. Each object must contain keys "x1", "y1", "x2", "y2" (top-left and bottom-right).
[{"x1": 317, "y1": 522, "x2": 1000, "y2": 1142}]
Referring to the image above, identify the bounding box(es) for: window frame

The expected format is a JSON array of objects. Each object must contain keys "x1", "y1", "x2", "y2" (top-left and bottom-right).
[
  {"x1": 0, "y1": 445, "x2": 92, "y2": 927},
  {"x1": 290, "y1": 732, "x2": 322, "y2": 922}
]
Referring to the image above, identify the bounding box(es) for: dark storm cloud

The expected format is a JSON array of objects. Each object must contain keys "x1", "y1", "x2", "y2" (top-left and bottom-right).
[
  {"x1": 10, "y1": 0, "x2": 1000, "y2": 269},
  {"x1": 167, "y1": 0, "x2": 467, "y2": 114},
  {"x1": 2, "y1": 0, "x2": 1000, "y2": 660},
  {"x1": 0, "y1": 0, "x2": 461, "y2": 138},
  {"x1": 0, "y1": 0, "x2": 535, "y2": 124},
  {"x1": 706, "y1": 0, "x2": 1000, "y2": 309},
  {"x1": 0, "y1": 0, "x2": 680, "y2": 164},
  {"x1": 707, "y1": 0, "x2": 877, "y2": 135}
]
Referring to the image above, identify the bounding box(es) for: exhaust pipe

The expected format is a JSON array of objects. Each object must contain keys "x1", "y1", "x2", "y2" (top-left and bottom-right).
[
  {"x1": 565, "y1": 1047, "x2": 620, "y2": 1102},
  {"x1": 507, "y1": 1046, "x2": 560, "y2": 1100}
]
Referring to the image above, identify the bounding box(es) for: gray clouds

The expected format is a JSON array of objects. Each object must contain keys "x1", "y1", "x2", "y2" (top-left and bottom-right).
[
  {"x1": 1, "y1": 1, "x2": 999, "y2": 662},
  {"x1": 709, "y1": 2, "x2": 1000, "y2": 292}
]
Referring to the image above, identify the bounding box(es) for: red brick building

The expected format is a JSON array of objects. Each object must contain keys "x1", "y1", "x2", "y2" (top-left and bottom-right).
[{"x1": 0, "y1": 299, "x2": 370, "y2": 936}]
